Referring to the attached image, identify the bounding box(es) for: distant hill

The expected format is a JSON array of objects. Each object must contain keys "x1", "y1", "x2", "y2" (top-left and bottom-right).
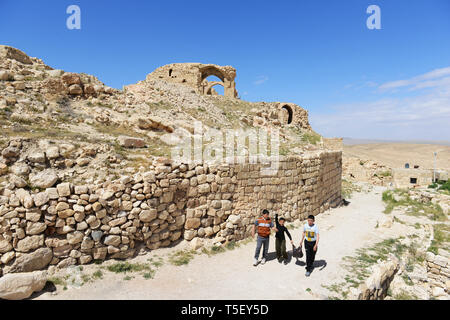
[
  {"x1": 343, "y1": 138, "x2": 450, "y2": 147},
  {"x1": 343, "y1": 143, "x2": 450, "y2": 171}
]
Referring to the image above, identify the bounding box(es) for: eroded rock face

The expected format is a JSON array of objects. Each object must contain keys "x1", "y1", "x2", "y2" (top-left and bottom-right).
[
  {"x1": 0, "y1": 271, "x2": 48, "y2": 300},
  {"x1": 0, "y1": 46, "x2": 33, "y2": 65}
]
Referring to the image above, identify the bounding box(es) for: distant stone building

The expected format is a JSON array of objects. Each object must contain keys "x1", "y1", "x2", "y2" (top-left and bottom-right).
[{"x1": 392, "y1": 168, "x2": 433, "y2": 188}]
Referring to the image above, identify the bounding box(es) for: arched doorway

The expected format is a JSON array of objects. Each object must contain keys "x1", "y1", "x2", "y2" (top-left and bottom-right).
[
  {"x1": 205, "y1": 78, "x2": 224, "y2": 96},
  {"x1": 281, "y1": 105, "x2": 293, "y2": 124},
  {"x1": 200, "y1": 66, "x2": 226, "y2": 83},
  {"x1": 199, "y1": 66, "x2": 236, "y2": 97}
]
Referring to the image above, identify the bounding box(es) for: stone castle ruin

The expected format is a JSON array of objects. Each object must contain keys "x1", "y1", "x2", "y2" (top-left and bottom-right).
[
  {"x1": 0, "y1": 46, "x2": 343, "y2": 276},
  {"x1": 147, "y1": 63, "x2": 238, "y2": 98}
]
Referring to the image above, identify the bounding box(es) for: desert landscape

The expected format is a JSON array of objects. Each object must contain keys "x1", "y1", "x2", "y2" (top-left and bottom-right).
[
  {"x1": 0, "y1": 44, "x2": 448, "y2": 301},
  {"x1": 344, "y1": 143, "x2": 450, "y2": 171}
]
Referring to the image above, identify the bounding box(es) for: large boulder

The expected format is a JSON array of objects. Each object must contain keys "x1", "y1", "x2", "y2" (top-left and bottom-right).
[
  {"x1": 1, "y1": 146, "x2": 20, "y2": 159},
  {"x1": 27, "y1": 150, "x2": 46, "y2": 164},
  {"x1": 29, "y1": 169, "x2": 58, "y2": 188},
  {"x1": 16, "y1": 235, "x2": 44, "y2": 253},
  {"x1": 118, "y1": 136, "x2": 146, "y2": 148},
  {"x1": 68, "y1": 84, "x2": 83, "y2": 95},
  {"x1": 0, "y1": 271, "x2": 48, "y2": 300},
  {"x1": 61, "y1": 72, "x2": 81, "y2": 86},
  {"x1": 8, "y1": 247, "x2": 53, "y2": 273}
]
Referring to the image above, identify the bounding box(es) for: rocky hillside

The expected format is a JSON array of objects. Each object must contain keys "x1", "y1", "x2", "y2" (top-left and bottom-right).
[{"x1": 0, "y1": 45, "x2": 323, "y2": 189}]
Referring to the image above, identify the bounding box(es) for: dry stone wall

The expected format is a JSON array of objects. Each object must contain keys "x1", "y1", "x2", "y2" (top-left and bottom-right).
[
  {"x1": 426, "y1": 252, "x2": 450, "y2": 297},
  {"x1": 0, "y1": 151, "x2": 341, "y2": 273}
]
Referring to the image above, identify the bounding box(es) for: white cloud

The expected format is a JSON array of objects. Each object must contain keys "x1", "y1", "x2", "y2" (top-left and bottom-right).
[
  {"x1": 311, "y1": 67, "x2": 450, "y2": 141},
  {"x1": 253, "y1": 75, "x2": 269, "y2": 85},
  {"x1": 379, "y1": 66, "x2": 450, "y2": 91},
  {"x1": 343, "y1": 81, "x2": 378, "y2": 90}
]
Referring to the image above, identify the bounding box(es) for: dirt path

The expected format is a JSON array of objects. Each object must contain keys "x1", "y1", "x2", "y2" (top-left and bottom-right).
[{"x1": 36, "y1": 185, "x2": 391, "y2": 300}]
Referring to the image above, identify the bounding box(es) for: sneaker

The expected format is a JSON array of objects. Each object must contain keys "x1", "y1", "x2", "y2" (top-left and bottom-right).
[
  {"x1": 261, "y1": 258, "x2": 266, "y2": 265},
  {"x1": 305, "y1": 271, "x2": 311, "y2": 277},
  {"x1": 283, "y1": 260, "x2": 288, "y2": 265},
  {"x1": 278, "y1": 259, "x2": 282, "y2": 263},
  {"x1": 253, "y1": 259, "x2": 259, "y2": 266}
]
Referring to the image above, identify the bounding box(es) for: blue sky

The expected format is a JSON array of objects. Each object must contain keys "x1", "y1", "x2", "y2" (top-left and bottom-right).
[{"x1": 1, "y1": 0, "x2": 449, "y2": 140}]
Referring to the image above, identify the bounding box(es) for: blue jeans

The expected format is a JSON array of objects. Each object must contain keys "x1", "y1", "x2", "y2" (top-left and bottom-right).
[{"x1": 254, "y1": 236, "x2": 270, "y2": 260}]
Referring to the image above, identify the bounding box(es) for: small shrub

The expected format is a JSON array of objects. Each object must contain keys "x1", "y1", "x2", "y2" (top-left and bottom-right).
[
  {"x1": 438, "y1": 180, "x2": 450, "y2": 192},
  {"x1": 393, "y1": 290, "x2": 417, "y2": 300},
  {"x1": 342, "y1": 179, "x2": 362, "y2": 199},
  {"x1": 225, "y1": 241, "x2": 239, "y2": 250},
  {"x1": 379, "y1": 170, "x2": 392, "y2": 177},
  {"x1": 169, "y1": 250, "x2": 196, "y2": 266},
  {"x1": 107, "y1": 262, "x2": 150, "y2": 273},
  {"x1": 428, "y1": 223, "x2": 450, "y2": 254},
  {"x1": 48, "y1": 277, "x2": 65, "y2": 286},
  {"x1": 81, "y1": 274, "x2": 91, "y2": 284},
  {"x1": 382, "y1": 189, "x2": 447, "y2": 220},
  {"x1": 211, "y1": 245, "x2": 226, "y2": 254},
  {"x1": 301, "y1": 132, "x2": 321, "y2": 145},
  {"x1": 143, "y1": 271, "x2": 155, "y2": 279}
]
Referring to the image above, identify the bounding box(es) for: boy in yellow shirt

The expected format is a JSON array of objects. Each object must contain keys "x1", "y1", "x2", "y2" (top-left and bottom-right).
[{"x1": 299, "y1": 215, "x2": 319, "y2": 277}]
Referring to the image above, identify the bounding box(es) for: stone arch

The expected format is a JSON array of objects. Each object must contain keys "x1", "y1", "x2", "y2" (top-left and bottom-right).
[
  {"x1": 200, "y1": 66, "x2": 226, "y2": 82},
  {"x1": 281, "y1": 105, "x2": 293, "y2": 124},
  {"x1": 146, "y1": 63, "x2": 238, "y2": 98},
  {"x1": 205, "y1": 81, "x2": 224, "y2": 95},
  {"x1": 199, "y1": 66, "x2": 236, "y2": 97}
]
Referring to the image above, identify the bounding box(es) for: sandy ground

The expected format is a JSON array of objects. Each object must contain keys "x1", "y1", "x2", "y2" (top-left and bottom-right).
[
  {"x1": 344, "y1": 143, "x2": 450, "y2": 171},
  {"x1": 33, "y1": 184, "x2": 412, "y2": 300}
]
